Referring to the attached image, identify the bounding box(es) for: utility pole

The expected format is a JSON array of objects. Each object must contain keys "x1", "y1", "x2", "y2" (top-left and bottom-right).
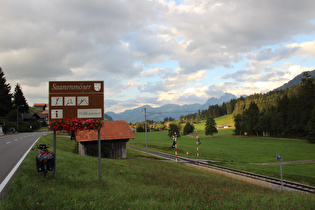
[{"x1": 144, "y1": 108, "x2": 148, "y2": 151}]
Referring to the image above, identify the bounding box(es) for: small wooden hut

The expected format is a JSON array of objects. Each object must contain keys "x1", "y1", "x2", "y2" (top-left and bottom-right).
[{"x1": 76, "y1": 121, "x2": 135, "y2": 159}]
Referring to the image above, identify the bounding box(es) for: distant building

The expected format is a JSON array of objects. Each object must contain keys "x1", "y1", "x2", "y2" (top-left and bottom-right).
[
  {"x1": 22, "y1": 113, "x2": 40, "y2": 121},
  {"x1": 34, "y1": 103, "x2": 47, "y2": 111},
  {"x1": 217, "y1": 124, "x2": 230, "y2": 129},
  {"x1": 76, "y1": 121, "x2": 135, "y2": 159},
  {"x1": 39, "y1": 110, "x2": 49, "y2": 122}
]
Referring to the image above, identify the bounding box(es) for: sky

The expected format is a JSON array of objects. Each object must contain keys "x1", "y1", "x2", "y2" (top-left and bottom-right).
[{"x1": 1, "y1": 0, "x2": 315, "y2": 113}]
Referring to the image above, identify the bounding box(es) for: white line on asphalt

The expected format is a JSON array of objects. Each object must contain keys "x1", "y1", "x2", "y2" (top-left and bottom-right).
[{"x1": 0, "y1": 135, "x2": 41, "y2": 195}]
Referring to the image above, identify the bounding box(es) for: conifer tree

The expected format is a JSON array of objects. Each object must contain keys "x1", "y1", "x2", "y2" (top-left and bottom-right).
[
  {"x1": 13, "y1": 83, "x2": 29, "y2": 113},
  {"x1": 307, "y1": 107, "x2": 315, "y2": 143},
  {"x1": 0, "y1": 67, "x2": 13, "y2": 116},
  {"x1": 241, "y1": 102, "x2": 259, "y2": 136},
  {"x1": 183, "y1": 122, "x2": 194, "y2": 135},
  {"x1": 205, "y1": 117, "x2": 218, "y2": 137}
]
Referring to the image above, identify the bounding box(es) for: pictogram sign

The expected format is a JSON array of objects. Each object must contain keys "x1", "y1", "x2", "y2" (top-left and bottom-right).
[{"x1": 49, "y1": 81, "x2": 104, "y2": 122}]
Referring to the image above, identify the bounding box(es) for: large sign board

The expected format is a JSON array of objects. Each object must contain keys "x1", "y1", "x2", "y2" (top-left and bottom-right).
[{"x1": 49, "y1": 81, "x2": 104, "y2": 122}]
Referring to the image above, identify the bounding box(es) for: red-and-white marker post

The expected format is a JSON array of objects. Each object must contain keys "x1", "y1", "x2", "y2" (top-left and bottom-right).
[
  {"x1": 174, "y1": 132, "x2": 178, "y2": 162},
  {"x1": 196, "y1": 131, "x2": 199, "y2": 158}
]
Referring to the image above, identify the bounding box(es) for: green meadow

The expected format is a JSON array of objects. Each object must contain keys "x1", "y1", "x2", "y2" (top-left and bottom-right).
[
  {"x1": 1, "y1": 114, "x2": 315, "y2": 210},
  {"x1": 129, "y1": 115, "x2": 315, "y2": 187}
]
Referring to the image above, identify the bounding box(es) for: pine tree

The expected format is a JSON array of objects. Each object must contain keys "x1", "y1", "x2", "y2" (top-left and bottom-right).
[
  {"x1": 307, "y1": 106, "x2": 315, "y2": 143},
  {"x1": 233, "y1": 114, "x2": 243, "y2": 135},
  {"x1": 205, "y1": 117, "x2": 218, "y2": 137},
  {"x1": 13, "y1": 83, "x2": 29, "y2": 113},
  {"x1": 242, "y1": 102, "x2": 260, "y2": 136},
  {"x1": 0, "y1": 67, "x2": 13, "y2": 116}
]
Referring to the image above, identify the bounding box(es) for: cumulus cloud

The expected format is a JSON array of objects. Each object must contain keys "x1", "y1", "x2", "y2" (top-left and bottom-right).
[{"x1": 1, "y1": 0, "x2": 315, "y2": 112}]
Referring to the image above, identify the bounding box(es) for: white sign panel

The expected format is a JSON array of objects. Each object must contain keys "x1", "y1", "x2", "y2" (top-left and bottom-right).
[
  {"x1": 77, "y1": 96, "x2": 89, "y2": 106},
  {"x1": 65, "y1": 97, "x2": 76, "y2": 106},
  {"x1": 77, "y1": 109, "x2": 102, "y2": 118},
  {"x1": 51, "y1": 109, "x2": 63, "y2": 119},
  {"x1": 51, "y1": 97, "x2": 63, "y2": 106}
]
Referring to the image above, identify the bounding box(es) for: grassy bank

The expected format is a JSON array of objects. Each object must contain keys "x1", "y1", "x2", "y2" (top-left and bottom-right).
[{"x1": 1, "y1": 133, "x2": 314, "y2": 209}]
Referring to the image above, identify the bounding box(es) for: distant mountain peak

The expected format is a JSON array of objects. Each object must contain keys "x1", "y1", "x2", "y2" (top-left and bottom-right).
[
  {"x1": 106, "y1": 93, "x2": 237, "y2": 123},
  {"x1": 274, "y1": 70, "x2": 315, "y2": 91}
]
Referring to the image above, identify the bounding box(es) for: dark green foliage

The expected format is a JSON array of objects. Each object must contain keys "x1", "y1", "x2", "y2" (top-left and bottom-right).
[
  {"x1": 13, "y1": 83, "x2": 29, "y2": 113},
  {"x1": 136, "y1": 122, "x2": 145, "y2": 132},
  {"x1": 233, "y1": 114, "x2": 243, "y2": 135},
  {"x1": 234, "y1": 71, "x2": 315, "y2": 139},
  {"x1": 205, "y1": 117, "x2": 218, "y2": 137},
  {"x1": 242, "y1": 102, "x2": 260, "y2": 136},
  {"x1": 0, "y1": 67, "x2": 13, "y2": 116},
  {"x1": 307, "y1": 107, "x2": 315, "y2": 143},
  {"x1": 168, "y1": 122, "x2": 180, "y2": 137},
  {"x1": 183, "y1": 122, "x2": 194, "y2": 135}
]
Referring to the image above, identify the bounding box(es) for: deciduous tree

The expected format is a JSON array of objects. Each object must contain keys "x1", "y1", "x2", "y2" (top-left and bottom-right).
[{"x1": 168, "y1": 122, "x2": 180, "y2": 138}]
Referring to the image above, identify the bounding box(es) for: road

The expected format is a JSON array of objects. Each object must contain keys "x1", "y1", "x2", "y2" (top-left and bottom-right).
[{"x1": 0, "y1": 132, "x2": 47, "y2": 196}]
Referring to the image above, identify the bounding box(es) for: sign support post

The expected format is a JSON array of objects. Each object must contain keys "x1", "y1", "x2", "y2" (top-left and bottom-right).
[
  {"x1": 53, "y1": 130, "x2": 56, "y2": 178},
  {"x1": 275, "y1": 153, "x2": 283, "y2": 189},
  {"x1": 98, "y1": 129, "x2": 101, "y2": 180}
]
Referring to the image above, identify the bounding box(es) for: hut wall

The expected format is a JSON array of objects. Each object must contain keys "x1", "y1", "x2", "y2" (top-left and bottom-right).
[{"x1": 78, "y1": 139, "x2": 129, "y2": 159}]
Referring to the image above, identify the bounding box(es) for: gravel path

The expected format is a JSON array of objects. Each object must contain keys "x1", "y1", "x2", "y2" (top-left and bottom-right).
[{"x1": 250, "y1": 160, "x2": 315, "y2": 165}]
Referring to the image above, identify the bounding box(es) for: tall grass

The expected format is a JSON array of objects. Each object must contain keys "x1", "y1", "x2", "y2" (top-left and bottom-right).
[{"x1": 0, "y1": 133, "x2": 314, "y2": 209}]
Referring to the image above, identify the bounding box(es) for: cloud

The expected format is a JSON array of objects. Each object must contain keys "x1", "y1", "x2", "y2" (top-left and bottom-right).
[
  {"x1": 1, "y1": 0, "x2": 315, "y2": 112},
  {"x1": 247, "y1": 46, "x2": 300, "y2": 62}
]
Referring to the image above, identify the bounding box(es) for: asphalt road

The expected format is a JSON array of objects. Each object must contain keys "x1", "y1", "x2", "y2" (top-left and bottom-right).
[{"x1": 0, "y1": 132, "x2": 47, "y2": 194}]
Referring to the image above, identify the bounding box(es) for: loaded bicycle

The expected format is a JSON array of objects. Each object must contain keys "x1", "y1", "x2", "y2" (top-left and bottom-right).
[{"x1": 35, "y1": 144, "x2": 55, "y2": 177}]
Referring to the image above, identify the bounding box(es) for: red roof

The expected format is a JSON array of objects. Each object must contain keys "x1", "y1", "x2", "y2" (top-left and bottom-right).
[
  {"x1": 34, "y1": 103, "x2": 47, "y2": 107},
  {"x1": 76, "y1": 121, "x2": 135, "y2": 142}
]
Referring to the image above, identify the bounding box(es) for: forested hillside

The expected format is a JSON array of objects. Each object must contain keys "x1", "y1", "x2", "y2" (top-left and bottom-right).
[{"x1": 233, "y1": 72, "x2": 315, "y2": 143}]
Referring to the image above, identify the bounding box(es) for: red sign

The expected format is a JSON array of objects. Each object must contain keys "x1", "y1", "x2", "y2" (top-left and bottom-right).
[{"x1": 49, "y1": 81, "x2": 104, "y2": 122}]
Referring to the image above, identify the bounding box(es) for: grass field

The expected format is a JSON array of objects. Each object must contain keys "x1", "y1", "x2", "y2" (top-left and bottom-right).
[
  {"x1": 0, "y1": 133, "x2": 314, "y2": 209},
  {"x1": 129, "y1": 117, "x2": 315, "y2": 187}
]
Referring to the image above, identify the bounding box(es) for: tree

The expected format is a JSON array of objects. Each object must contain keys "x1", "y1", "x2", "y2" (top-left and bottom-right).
[
  {"x1": 242, "y1": 102, "x2": 260, "y2": 136},
  {"x1": 205, "y1": 117, "x2": 218, "y2": 137},
  {"x1": 233, "y1": 114, "x2": 243, "y2": 135},
  {"x1": 135, "y1": 122, "x2": 144, "y2": 132},
  {"x1": 168, "y1": 122, "x2": 180, "y2": 138},
  {"x1": 0, "y1": 67, "x2": 13, "y2": 116},
  {"x1": 183, "y1": 122, "x2": 194, "y2": 135},
  {"x1": 307, "y1": 106, "x2": 315, "y2": 143},
  {"x1": 13, "y1": 83, "x2": 29, "y2": 113},
  {"x1": 195, "y1": 114, "x2": 201, "y2": 124}
]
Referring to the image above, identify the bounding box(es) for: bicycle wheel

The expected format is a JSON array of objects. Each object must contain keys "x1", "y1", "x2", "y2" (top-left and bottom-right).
[{"x1": 43, "y1": 164, "x2": 47, "y2": 178}]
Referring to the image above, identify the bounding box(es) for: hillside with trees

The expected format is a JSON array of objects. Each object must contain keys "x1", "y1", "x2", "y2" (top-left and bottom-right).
[
  {"x1": 0, "y1": 67, "x2": 44, "y2": 133},
  {"x1": 132, "y1": 70, "x2": 315, "y2": 144},
  {"x1": 233, "y1": 72, "x2": 315, "y2": 143},
  {"x1": 176, "y1": 70, "x2": 315, "y2": 143}
]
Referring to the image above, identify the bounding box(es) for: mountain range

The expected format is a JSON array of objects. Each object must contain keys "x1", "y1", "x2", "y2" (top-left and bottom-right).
[
  {"x1": 106, "y1": 70, "x2": 315, "y2": 123},
  {"x1": 106, "y1": 93, "x2": 237, "y2": 123}
]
